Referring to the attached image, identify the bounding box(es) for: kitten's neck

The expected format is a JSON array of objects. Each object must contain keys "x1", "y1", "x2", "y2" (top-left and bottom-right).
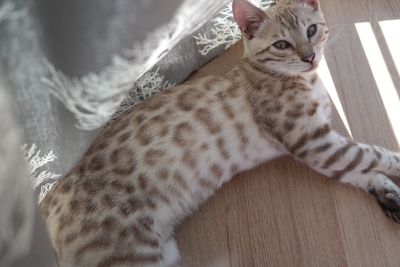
[{"x1": 240, "y1": 58, "x2": 281, "y2": 79}]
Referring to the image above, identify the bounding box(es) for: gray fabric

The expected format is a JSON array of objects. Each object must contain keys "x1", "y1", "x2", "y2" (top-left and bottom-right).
[
  {"x1": 35, "y1": 0, "x2": 183, "y2": 77},
  {"x1": 0, "y1": 66, "x2": 56, "y2": 266},
  {"x1": 9, "y1": 205, "x2": 57, "y2": 267}
]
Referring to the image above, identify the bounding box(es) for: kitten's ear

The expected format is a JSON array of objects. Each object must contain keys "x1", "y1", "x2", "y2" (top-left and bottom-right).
[
  {"x1": 232, "y1": 0, "x2": 267, "y2": 40},
  {"x1": 297, "y1": 0, "x2": 319, "y2": 10}
]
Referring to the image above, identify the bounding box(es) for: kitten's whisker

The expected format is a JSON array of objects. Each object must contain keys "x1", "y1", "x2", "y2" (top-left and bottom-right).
[
  {"x1": 324, "y1": 27, "x2": 343, "y2": 45},
  {"x1": 323, "y1": 34, "x2": 343, "y2": 50},
  {"x1": 322, "y1": 26, "x2": 344, "y2": 50},
  {"x1": 324, "y1": 30, "x2": 343, "y2": 47}
]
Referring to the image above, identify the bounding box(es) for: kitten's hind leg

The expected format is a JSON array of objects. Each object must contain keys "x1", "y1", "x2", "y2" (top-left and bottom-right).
[
  {"x1": 368, "y1": 174, "x2": 400, "y2": 223},
  {"x1": 162, "y1": 238, "x2": 181, "y2": 267}
]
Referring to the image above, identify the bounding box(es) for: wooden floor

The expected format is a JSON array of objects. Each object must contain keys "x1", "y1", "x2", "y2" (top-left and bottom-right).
[{"x1": 176, "y1": 0, "x2": 400, "y2": 266}]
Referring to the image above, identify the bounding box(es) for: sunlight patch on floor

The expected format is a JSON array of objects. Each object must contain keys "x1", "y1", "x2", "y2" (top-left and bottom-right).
[
  {"x1": 379, "y1": 19, "x2": 400, "y2": 78},
  {"x1": 318, "y1": 57, "x2": 353, "y2": 137},
  {"x1": 355, "y1": 22, "x2": 400, "y2": 145}
]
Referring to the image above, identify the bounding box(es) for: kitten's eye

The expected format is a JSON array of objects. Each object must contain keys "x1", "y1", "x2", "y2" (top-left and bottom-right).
[
  {"x1": 273, "y1": 40, "x2": 291, "y2": 50},
  {"x1": 307, "y1": 24, "x2": 317, "y2": 38}
]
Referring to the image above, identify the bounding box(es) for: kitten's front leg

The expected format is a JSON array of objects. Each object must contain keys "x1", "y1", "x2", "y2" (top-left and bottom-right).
[{"x1": 284, "y1": 126, "x2": 400, "y2": 223}]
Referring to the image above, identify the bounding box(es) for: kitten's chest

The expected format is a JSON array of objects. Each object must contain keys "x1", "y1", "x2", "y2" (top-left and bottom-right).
[
  {"x1": 279, "y1": 74, "x2": 331, "y2": 119},
  {"x1": 249, "y1": 74, "x2": 332, "y2": 144},
  {"x1": 310, "y1": 75, "x2": 331, "y2": 120}
]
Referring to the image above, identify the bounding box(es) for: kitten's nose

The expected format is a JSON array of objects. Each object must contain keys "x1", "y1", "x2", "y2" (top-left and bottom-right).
[{"x1": 301, "y1": 53, "x2": 315, "y2": 63}]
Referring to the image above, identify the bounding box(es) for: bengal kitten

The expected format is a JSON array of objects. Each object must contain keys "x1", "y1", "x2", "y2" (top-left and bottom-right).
[{"x1": 41, "y1": 0, "x2": 400, "y2": 266}]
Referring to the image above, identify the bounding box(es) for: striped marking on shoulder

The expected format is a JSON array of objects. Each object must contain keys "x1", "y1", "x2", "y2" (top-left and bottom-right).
[
  {"x1": 57, "y1": 213, "x2": 74, "y2": 233},
  {"x1": 64, "y1": 232, "x2": 79, "y2": 246},
  {"x1": 75, "y1": 237, "x2": 111, "y2": 260},
  {"x1": 80, "y1": 219, "x2": 99, "y2": 236}
]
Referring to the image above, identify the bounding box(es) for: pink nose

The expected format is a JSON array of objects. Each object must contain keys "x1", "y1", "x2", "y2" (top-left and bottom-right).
[{"x1": 302, "y1": 53, "x2": 315, "y2": 63}]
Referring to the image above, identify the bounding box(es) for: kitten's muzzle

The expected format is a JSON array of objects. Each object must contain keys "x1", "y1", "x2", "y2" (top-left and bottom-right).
[{"x1": 301, "y1": 53, "x2": 316, "y2": 64}]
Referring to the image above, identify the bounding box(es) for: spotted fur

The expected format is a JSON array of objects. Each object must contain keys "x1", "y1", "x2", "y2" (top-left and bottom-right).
[{"x1": 41, "y1": 0, "x2": 400, "y2": 266}]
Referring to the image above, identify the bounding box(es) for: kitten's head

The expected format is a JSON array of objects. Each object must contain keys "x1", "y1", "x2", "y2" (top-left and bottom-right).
[{"x1": 233, "y1": 0, "x2": 328, "y2": 76}]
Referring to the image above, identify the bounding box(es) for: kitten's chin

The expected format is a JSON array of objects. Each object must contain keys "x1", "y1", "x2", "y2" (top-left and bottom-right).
[
  {"x1": 302, "y1": 63, "x2": 319, "y2": 73},
  {"x1": 281, "y1": 67, "x2": 317, "y2": 77},
  {"x1": 277, "y1": 62, "x2": 320, "y2": 77},
  {"x1": 262, "y1": 63, "x2": 319, "y2": 77}
]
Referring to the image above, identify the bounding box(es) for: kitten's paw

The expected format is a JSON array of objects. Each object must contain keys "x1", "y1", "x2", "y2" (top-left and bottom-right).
[
  {"x1": 163, "y1": 238, "x2": 181, "y2": 267},
  {"x1": 369, "y1": 174, "x2": 400, "y2": 223}
]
